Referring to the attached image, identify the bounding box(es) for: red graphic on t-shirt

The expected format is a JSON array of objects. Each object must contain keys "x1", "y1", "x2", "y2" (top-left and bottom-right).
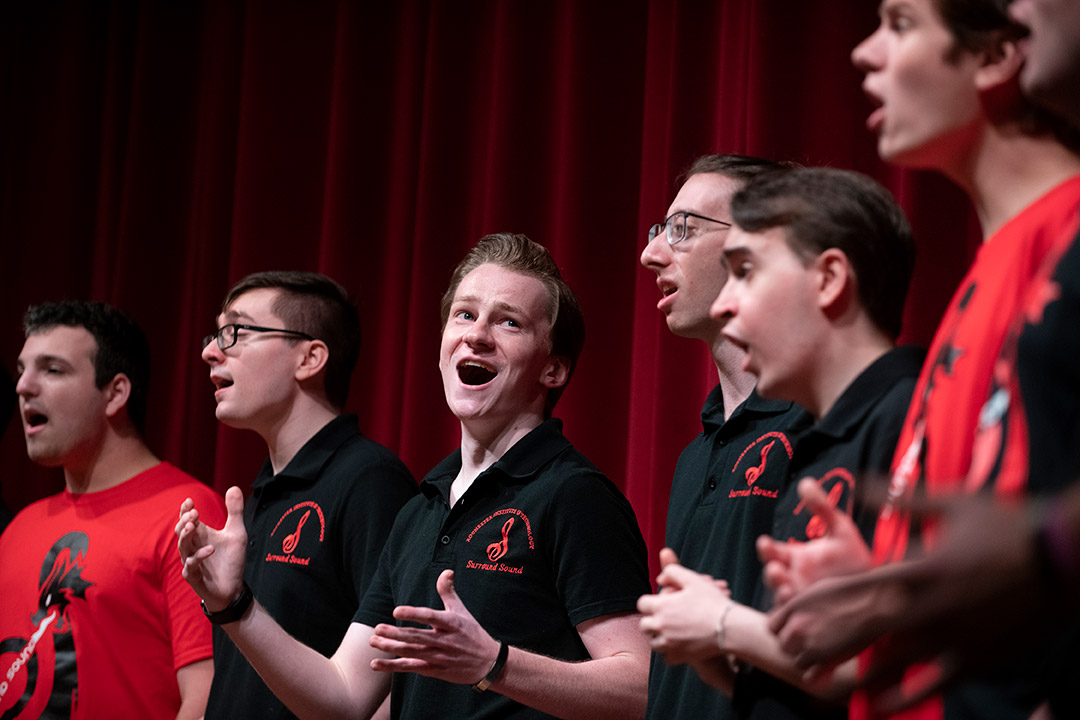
[
  {"x1": 282, "y1": 510, "x2": 311, "y2": 555},
  {"x1": 728, "y1": 432, "x2": 794, "y2": 499},
  {"x1": 745, "y1": 440, "x2": 777, "y2": 485},
  {"x1": 1, "y1": 532, "x2": 90, "y2": 717},
  {"x1": 465, "y1": 508, "x2": 534, "y2": 575},
  {"x1": 266, "y1": 502, "x2": 325, "y2": 566},
  {"x1": 487, "y1": 518, "x2": 514, "y2": 561}
]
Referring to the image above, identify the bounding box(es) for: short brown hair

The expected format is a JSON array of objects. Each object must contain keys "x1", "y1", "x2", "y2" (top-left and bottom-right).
[
  {"x1": 223, "y1": 271, "x2": 360, "y2": 410},
  {"x1": 440, "y1": 234, "x2": 585, "y2": 414},
  {"x1": 732, "y1": 167, "x2": 915, "y2": 340},
  {"x1": 934, "y1": 0, "x2": 1080, "y2": 154}
]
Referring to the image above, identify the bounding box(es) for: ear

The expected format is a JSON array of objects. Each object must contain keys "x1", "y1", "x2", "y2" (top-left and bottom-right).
[
  {"x1": 540, "y1": 355, "x2": 570, "y2": 390},
  {"x1": 974, "y1": 36, "x2": 1024, "y2": 93},
  {"x1": 102, "y1": 373, "x2": 132, "y2": 420},
  {"x1": 814, "y1": 248, "x2": 853, "y2": 314},
  {"x1": 294, "y1": 339, "x2": 330, "y2": 382}
]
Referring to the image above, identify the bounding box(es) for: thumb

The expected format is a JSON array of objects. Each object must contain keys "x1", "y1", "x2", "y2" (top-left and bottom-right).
[
  {"x1": 436, "y1": 569, "x2": 463, "y2": 611},
  {"x1": 659, "y1": 547, "x2": 680, "y2": 569},
  {"x1": 224, "y1": 486, "x2": 245, "y2": 528}
]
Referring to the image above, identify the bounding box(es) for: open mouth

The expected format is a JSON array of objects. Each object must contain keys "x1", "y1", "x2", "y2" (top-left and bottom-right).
[
  {"x1": 458, "y1": 360, "x2": 497, "y2": 386},
  {"x1": 24, "y1": 410, "x2": 47, "y2": 428}
]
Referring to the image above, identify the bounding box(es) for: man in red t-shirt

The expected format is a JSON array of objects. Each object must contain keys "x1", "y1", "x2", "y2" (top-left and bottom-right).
[{"x1": 0, "y1": 300, "x2": 224, "y2": 719}]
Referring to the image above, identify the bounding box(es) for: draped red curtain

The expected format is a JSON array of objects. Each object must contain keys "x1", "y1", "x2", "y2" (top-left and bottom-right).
[{"x1": 0, "y1": 0, "x2": 980, "y2": 579}]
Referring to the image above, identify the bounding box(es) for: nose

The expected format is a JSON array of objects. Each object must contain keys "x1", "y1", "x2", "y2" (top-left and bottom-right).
[
  {"x1": 201, "y1": 338, "x2": 224, "y2": 365},
  {"x1": 14, "y1": 369, "x2": 36, "y2": 398},
  {"x1": 710, "y1": 278, "x2": 736, "y2": 324},
  {"x1": 851, "y1": 25, "x2": 883, "y2": 72},
  {"x1": 464, "y1": 322, "x2": 494, "y2": 349},
  {"x1": 640, "y1": 230, "x2": 671, "y2": 270}
]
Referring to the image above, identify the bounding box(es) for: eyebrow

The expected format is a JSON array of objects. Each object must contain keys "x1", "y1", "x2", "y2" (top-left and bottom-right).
[
  {"x1": 453, "y1": 295, "x2": 527, "y2": 316},
  {"x1": 722, "y1": 245, "x2": 751, "y2": 262},
  {"x1": 222, "y1": 309, "x2": 256, "y2": 323},
  {"x1": 17, "y1": 353, "x2": 75, "y2": 369}
]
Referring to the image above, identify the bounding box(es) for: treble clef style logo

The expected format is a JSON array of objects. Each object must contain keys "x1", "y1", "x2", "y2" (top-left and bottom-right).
[
  {"x1": 745, "y1": 440, "x2": 776, "y2": 485},
  {"x1": 282, "y1": 510, "x2": 310, "y2": 555},
  {"x1": 487, "y1": 518, "x2": 514, "y2": 562}
]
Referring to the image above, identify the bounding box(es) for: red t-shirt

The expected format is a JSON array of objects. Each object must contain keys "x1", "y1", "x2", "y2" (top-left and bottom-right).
[
  {"x1": 0, "y1": 462, "x2": 225, "y2": 719},
  {"x1": 852, "y1": 176, "x2": 1080, "y2": 720}
]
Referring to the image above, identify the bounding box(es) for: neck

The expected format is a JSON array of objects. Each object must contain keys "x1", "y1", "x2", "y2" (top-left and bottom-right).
[
  {"x1": 451, "y1": 412, "x2": 544, "y2": 504},
  {"x1": 710, "y1": 334, "x2": 756, "y2": 421},
  {"x1": 261, "y1": 395, "x2": 340, "y2": 474},
  {"x1": 942, "y1": 122, "x2": 1080, "y2": 239},
  {"x1": 63, "y1": 430, "x2": 159, "y2": 494},
  {"x1": 801, "y1": 321, "x2": 893, "y2": 419}
]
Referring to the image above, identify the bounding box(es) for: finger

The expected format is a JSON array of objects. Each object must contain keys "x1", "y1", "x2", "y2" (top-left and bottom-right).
[
  {"x1": 637, "y1": 593, "x2": 659, "y2": 616},
  {"x1": 795, "y1": 478, "x2": 846, "y2": 534},
  {"x1": 756, "y1": 534, "x2": 792, "y2": 565},
  {"x1": 766, "y1": 600, "x2": 794, "y2": 635},
  {"x1": 434, "y1": 569, "x2": 463, "y2": 613},
  {"x1": 174, "y1": 509, "x2": 199, "y2": 538},
  {"x1": 659, "y1": 547, "x2": 680, "y2": 569},
  {"x1": 391, "y1": 604, "x2": 450, "y2": 628},
  {"x1": 656, "y1": 561, "x2": 706, "y2": 590}
]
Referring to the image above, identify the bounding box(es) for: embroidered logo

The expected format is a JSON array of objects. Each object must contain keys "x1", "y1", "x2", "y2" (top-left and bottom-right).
[
  {"x1": 465, "y1": 508, "x2": 533, "y2": 575},
  {"x1": 729, "y1": 432, "x2": 793, "y2": 498},
  {"x1": 1, "y1": 531, "x2": 92, "y2": 717},
  {"x1": 793, "y1": 468, "x2": 855, "y2": 539},
  {"x1": 265, "y1": 502, "x2": 325, "y2": 566}
]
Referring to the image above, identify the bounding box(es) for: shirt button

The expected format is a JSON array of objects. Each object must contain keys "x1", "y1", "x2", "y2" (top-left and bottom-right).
[
  {"x1": 707, "y1": 479, "x2": 717, "y2": 491},
  {"x1": 248, "y1": 539, "x2": 255, "y2": 548},
  {"x1": 441, "y1": 535, "x2": 451, "y2": 545}
]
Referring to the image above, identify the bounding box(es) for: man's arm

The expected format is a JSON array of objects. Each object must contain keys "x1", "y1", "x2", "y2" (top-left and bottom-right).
[
  {"x1": 369, "y1": 569, "x2": 649, "y2": 720},
  {"x1": 176, "y1": 487, "x2": 391, "y2": 720},
  {"x1": 175, "y1": 658, "x2": 212, "y2": 720}
]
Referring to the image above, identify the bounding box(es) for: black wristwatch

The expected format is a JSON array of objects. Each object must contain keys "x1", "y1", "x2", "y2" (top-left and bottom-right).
[
  {"x1": 201, "y1": 582, "x2": 254, "y2": 625},
  {"x1": 472, "y1": 641, "x2": 509, "y2": 692}
]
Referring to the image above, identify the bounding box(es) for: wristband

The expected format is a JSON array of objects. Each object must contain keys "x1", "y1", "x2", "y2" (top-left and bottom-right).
[
  {"x1": 201, "y1": 582, "x2": 254, "y2": 625},
  {"x1": 472, "y1": 640, "x2": 509, "y2": 692}
]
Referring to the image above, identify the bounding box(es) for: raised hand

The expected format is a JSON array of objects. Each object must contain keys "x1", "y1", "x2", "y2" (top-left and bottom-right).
[
  {"x1": 758, "y1": 478, "x2": 871, "y2": 606},
  {"x1": 176, "y1": 485, "x2": 248, "y2": 611},
  {"x1": 369, "y1": 569, "x2": 501, "y2": 685}
]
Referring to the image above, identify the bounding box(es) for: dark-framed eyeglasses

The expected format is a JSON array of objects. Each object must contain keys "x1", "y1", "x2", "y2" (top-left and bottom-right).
[
  {"x1": 647, "y1": 211, "x2": 732, "y2": 246},
  {"x1": 202, "y1": 323, "x2": 315, "y2": 351}
]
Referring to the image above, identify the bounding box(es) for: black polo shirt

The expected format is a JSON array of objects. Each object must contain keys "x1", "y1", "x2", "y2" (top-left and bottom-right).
[
  {"x1": 355, "y1": 418, "x2": 650, "y2": 720},
  {"x1": 732, "y1": 345, "x2": 924, "y2": 720},
  {"x1": 646, "y1": 386, "x2": 810, "y2": 720},
  {"x1": 205, "y1": 414, "x2": 417, "y2": 720}
]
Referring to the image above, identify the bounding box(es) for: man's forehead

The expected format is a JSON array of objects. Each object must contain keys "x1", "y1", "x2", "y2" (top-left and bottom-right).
[
  {"x1": 19, "y1": 325, "x2": 97, "y2": 363},
  {"x1": 221, "y1": 287, "x2": 281, "y2": 323},
  {"x1": 669, "y1": 172, "x2": 740, "y2": 215}
]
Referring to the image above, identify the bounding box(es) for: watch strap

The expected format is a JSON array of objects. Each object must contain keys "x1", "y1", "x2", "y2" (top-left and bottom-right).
[{"x1": 201, "y1": 582, "x2": 254, "y2": 625}]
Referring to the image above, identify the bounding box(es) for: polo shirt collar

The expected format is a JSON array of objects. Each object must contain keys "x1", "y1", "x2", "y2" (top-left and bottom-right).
[
  {"x1": 253, "y1": 413, "x2": 360, "y2": 489},
  {"x1": 811, "y1": 345, "x2": 924, "y2": 440},
  {"x1": 701, "y1": 383, "x2": 796, "y2": 433},
  {"x1": 420, "y1": 418, "x2": 570, "y2": 500}
]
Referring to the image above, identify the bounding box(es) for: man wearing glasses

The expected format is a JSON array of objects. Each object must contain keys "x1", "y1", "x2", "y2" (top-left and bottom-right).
[
  {"x1": 638, "y1": 155, "x2": 809, "y2": 719},
  {"x1": 197, "y1": 271, "x2": 416, "y2": 720},
  {"x1": 177, "y1": 236, "x2": 651, "y2": 719}
]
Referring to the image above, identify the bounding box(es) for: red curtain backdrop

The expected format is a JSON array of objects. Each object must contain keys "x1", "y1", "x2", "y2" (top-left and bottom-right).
[{"x1": 0, "y1": 1, "x2": 981, "y2": 580}]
